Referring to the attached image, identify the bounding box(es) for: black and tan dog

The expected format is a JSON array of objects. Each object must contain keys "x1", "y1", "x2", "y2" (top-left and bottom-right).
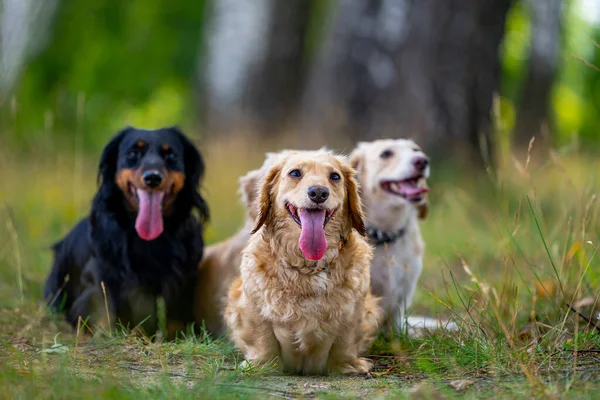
[{"x1": 44, "y1": 126, "x2": 209, "y2": 337}]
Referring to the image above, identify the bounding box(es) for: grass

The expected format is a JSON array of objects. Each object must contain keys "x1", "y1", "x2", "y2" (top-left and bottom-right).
[{"x1": 1, "y1": 134, "x2": 599, "y2": 399}]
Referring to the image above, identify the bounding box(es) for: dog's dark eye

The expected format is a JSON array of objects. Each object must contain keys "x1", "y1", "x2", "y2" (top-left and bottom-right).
[
  {"x1": 163, "y1": 151, "x2": 176, "y2": 162},
  {"x1": 380, "y1": 149, "x2": 394, "y2": 159},
  {"x1": 329, "y1": 172, "x2": 341, "y2": 182},
  {"x1": 289, "y1": 169, "x2": 302, "y2": 178},
  {"x1": 126, "y1": 149, "x2": 139, "y2": 163},
  {"x1": 413, "y1": 148, "x2": 421, "y2": 152}
]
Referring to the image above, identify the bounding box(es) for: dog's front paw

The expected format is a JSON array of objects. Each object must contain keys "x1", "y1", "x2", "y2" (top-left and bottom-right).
[
  {"x1": 330, "y1": 357, "x2": 373, "y2": 375},
  {"x1": 238, "y1": 352, "x2": 279, "y2": 372}
]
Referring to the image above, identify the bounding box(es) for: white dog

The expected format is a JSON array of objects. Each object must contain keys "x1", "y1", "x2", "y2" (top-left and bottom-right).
[{"x1": 351, "y1": 139, "x2": 434, "y2": 333}]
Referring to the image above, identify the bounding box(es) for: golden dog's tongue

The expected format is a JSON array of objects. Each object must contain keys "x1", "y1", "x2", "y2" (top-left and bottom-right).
[
  {"x1": 135, "y1": 189, "x2": 164, "y2": 241},
  {"x1": 298, "y1": 208, "x2": 327, "y2": 261}
]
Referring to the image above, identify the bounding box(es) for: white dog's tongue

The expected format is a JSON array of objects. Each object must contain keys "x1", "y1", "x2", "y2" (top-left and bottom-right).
[
  {"x1": 298, "y1": 208, "x2": 327, "y2": 261},
  {"x1": 399, "y1": 183, "x2": 429, "y2": 198},
  {"x1": 135, "y1": 189, "x2": 165, "y2": 241}
]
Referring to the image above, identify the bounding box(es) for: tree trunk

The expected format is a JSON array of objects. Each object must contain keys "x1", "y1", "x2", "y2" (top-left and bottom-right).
[
  {"x1": 303, "y1": 0, "x2": 513, "y2": 165},
  {"x1": 301, "y1": 0, "x2": 412, "y2": 146},
  {"x1": 243, "y1": 0, "x2": 311, "y2": 135},
  {"x1": 201, "y1": 0, "x2": 311, "y2": 136},
  {"x1": 513, "y1": 0, "x2": 562, "y2": 150},
  {"x1": 201, "y1": 0, "x2": 272, "y2": 132}
]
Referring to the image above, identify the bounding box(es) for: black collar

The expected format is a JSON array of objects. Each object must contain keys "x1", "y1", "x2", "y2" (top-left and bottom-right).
[{"x1": 366, "y1": 227, "x2": 406, "y2": 246}]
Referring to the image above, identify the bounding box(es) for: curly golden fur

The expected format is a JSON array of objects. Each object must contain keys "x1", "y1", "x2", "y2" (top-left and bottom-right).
[{"x1": 225, "y1": 150, "x2": 381, "y2": 375}]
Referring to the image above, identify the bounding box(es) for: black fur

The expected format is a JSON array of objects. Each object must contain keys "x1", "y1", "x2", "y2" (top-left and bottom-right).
[{"x1": 44, "y1": 126, "x2": 208, "y2": 336}]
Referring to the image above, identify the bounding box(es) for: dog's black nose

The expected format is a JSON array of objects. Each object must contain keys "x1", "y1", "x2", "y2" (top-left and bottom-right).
[
  {"x1": 412, "y1": 156, "x2": 429, "y2": 171},
  {"x1": 143, "y1": 170, "x2": 163, "y2": 188},
  {"x1": 308, "y1": 186, "x2": 329, "y2": 204}
]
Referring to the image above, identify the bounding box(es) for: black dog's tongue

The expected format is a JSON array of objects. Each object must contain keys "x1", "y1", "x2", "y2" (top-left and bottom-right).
[{"x1": 135, "y1": 189, "x2": 164, "y2": 241}]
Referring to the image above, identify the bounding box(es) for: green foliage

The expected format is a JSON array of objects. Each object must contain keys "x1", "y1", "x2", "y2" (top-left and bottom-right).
[
  {"x1": 4, "y1": 0, "x2": 207, "y2": 150},
  {"x1": 501, "y1": 2, "x2": 531, "y2": 103},
  {"x1": 500, "y1": 1, "x2": 600, "y2": 149}
]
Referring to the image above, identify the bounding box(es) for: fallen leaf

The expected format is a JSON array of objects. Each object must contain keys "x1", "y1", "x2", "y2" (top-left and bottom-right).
[
  {"x1": 536, "y1": 279, "x2": 556, "y2": 298},
  {"x1": 370, "y1": 367, "x2": 393, "y2": 377},
  {"x1": 565, "y1": 241, "x2": 582, "y2": 264}
]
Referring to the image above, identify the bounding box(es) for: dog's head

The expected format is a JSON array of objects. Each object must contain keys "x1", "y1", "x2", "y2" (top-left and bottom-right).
[
  {"x1": 252, "y1": 150, "x2": 365, "y2": 261},
  {"x1": 350, "y1": 139, "x2": 430, "y2": 219},
  {"x1": 96, "y1": 126, "x2": 209, "y2": 240}
]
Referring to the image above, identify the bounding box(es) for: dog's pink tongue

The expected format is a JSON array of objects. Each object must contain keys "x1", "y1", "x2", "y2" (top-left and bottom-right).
[
  {"x1": 399, "y1": 183, "x2": 429, "y2": 198},
  {"x1": 135, "y1": 189, "x2": 164, "y2": 241},
  {"x1": 298, "y1": 209, "x2": 327, "y2": 261}
]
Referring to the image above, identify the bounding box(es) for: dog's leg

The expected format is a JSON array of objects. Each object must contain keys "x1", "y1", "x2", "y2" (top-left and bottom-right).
[
  {"x1": 273, "y1": 326, "x2": 303, "y2": 374},
  {"x1": 69, "y1": 287, "x2": 115, "y2": 332},
  {"x1": 226, "y1": 279, "x2": 280, "y2": 368},
  {"x1": 391, "y1": 256, "x2": 423, "y2": 334},
  {"x1": 237, "y1": 322, "x2": 280, "y2": 369},
  {"x1": 359, "y1": 292, "x2": 383, "y2": 352},
  {"x1": 68, "y1": 259, "x2": 116, "y2": 331},
  {"x1": 328, "y1": 332, "x2": 371, "y2": 375},
  {"x1": 302, "y1": 335, "x2": 335, "y2": 375},
  {"x1": 122, "y1": 286, "x2": 157, "y2": 335},
  {"x1": 391, "y1": 302, "x2": 406, "y2": 334},
  {"x1": 328, "y1": 294, "x2": 381, "y2": 375},
  {"x1": 327, "y1": 336, "x2": 372, "y2": 375}
]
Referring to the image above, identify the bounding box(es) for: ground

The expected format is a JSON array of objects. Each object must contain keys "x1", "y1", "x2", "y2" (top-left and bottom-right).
[{"x1": 0, "y1": 137, "x2": 599, "y2": 399}]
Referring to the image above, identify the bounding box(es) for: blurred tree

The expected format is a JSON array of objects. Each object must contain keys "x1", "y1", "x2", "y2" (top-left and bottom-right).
[
  {"x1": 243, "y1": 0, "x2": 312, "y2": 134},
  {"x1": 202, "y1": 0, "x2": 314, "y2": 136},
  {"x1": 201, "y1": 0, "x2": 271, "y2": 131},
  {"x1": 579, "y1": 27, "x2": 600, "y2": 148},
  {"x1": 0, "y1": 0, "x2": 59, "y2": 99},
  {"x1": 513, "y1": 0, "x2": 562, "y2": 150},
  {"x1": 303, "y1": 0, "x2": 513, "y2": 165}
]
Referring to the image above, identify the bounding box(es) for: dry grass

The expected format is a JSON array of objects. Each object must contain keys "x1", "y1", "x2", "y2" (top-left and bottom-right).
[{"x1": 0, "y1": 135, "x2": 599, "y2": 399}]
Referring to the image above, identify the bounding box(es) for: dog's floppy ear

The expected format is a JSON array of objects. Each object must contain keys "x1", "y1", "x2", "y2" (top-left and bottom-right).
[
  {"x1": 418, "y1": 203, "x2": 428, "y2": 220},
  {"x1": 245, "y1": 151, "x2": 290, "y2": 225},
  {"x1": 169, "y1": 126, "x2": 209, "y2": 224},
  {"x1": 417, "y1": 179, "x2": 429, "y2": 220},
  {"x1": 251, "y1": 161, "x2": 282, "y2": 234},
  {"x1": 349, "y1": 145, "x2": 365, "y2": 178},
  {"x1": 240, "y1": 151, "x2": 282, "y2": 206},
  {"x1": 239, "y1": 168, "x2": 262, "y2": 221},
  {"x1": 98, "y1": 126, "x2": 133, "y2": 185},
  {"x1": 239, "y1": 168, "x2": 261, "y2": 207},
  {"x1": 341, "y1": 161, "x2": 366, "y2": 236}
]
